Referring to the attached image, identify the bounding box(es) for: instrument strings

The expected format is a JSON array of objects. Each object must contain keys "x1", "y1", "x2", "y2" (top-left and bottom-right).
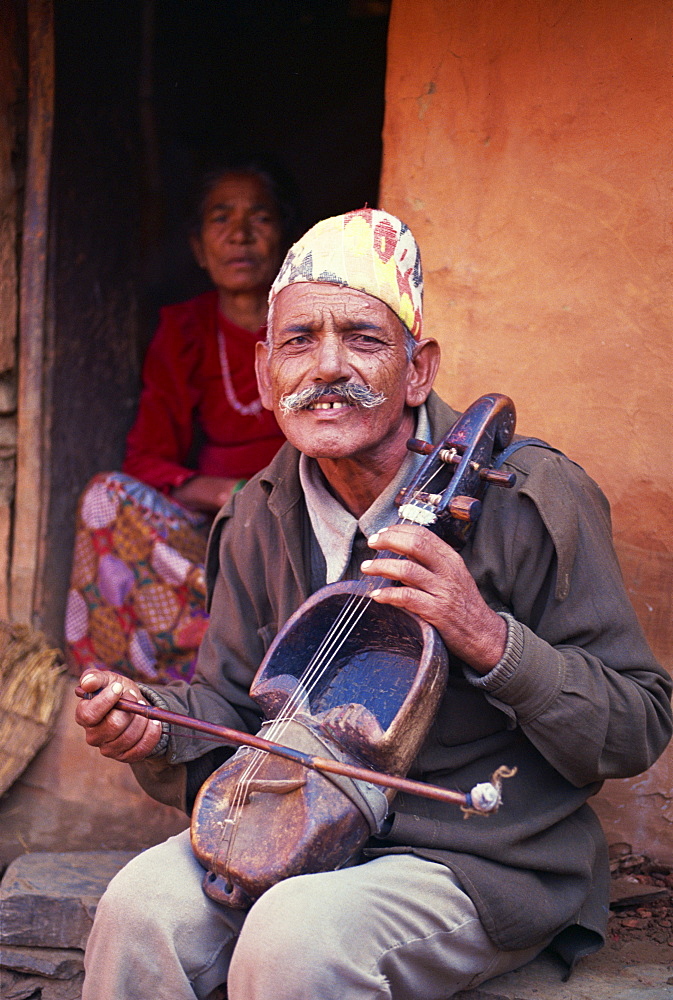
[
  {"x1": 270, "y1": 461, "x2": 447, "y2": 732},
  {"x1": 214, "y1": 460, "x2": 448, "y2": 871}
]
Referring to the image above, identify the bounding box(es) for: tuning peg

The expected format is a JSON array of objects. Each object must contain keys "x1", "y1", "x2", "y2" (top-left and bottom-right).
[
  {"x1": 478, "y1": 468, "x2": 516, "y2": 487},
  {"x1": 448, "y1": 496, "x2": 482, "y2": 522},
  {"x1": 406, "y1": 438, "x2": 433, "y2": 455}
]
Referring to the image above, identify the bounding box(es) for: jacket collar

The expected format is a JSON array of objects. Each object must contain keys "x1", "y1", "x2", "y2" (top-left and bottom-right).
[{"x1": 206, "y1": 391, "x2": 460, "y2": 606}]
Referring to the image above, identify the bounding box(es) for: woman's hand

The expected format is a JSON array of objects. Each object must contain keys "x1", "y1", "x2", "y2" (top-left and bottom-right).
[
  {"x1": 361, "y1": 524, "x2": 507, "y2": 674},
  {"x1": 171, "y1": 475, "x2": 243, "y2": 514},
  {"x1": 75, "y1": 670, "x2": 163, "y2": 762}
]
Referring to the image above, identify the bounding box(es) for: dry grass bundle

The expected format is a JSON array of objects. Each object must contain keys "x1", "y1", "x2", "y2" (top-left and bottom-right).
[{"x1": 0, "y1": 621, "x2": 65, "y2": 796}]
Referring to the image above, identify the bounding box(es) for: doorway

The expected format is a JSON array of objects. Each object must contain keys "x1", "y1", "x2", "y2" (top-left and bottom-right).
[{"x1": 40, "y1": 0, "x2": 390, "y2": 641}]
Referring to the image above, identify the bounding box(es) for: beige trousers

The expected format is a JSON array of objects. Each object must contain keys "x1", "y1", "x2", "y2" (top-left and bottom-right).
[{"x1": 82, "y1": 828, "x2": 544, "y2": 1000}]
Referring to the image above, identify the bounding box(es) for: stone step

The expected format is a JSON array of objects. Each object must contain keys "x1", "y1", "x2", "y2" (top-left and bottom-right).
[
  {"x1": 1, "y1": 966, "x2": 84, "y2": 1000},
  {"x1": 0, "y1": 850, "x2": 137, "y2": 950},
  {"x1": 0, "y1": 943, "x2": 84, "y2": 978},
  {"x1": 454, "y1": 943, "x2": 673, "y2": 1000}
]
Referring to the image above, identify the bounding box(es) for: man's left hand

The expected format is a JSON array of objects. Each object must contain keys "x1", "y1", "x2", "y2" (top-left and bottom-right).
[{"x1": 362, "y1": 524, "x2": 506, "y2": 674}]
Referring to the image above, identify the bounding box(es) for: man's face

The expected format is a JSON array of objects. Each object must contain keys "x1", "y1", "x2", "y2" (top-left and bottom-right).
[
  {"x1": 192, "y1": 173, "x2": 283, "y2": 296},
  {"x1": 256, "y1": 283, "x2": 419, "y2": 465}
]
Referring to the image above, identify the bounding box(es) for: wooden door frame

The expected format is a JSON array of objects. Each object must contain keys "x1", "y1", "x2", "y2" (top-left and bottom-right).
[{"x1": 10, "y1": 0, "x2": 54, "y2": 624}]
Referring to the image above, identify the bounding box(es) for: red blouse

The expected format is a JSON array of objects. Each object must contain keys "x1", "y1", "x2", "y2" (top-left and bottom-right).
[{"x1": 123, "y1": 290, "x2": 285, "y2": 491}]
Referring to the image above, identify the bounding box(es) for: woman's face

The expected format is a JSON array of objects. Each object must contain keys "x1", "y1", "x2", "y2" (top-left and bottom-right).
[{"x1": 192, "y1": 172, "x2": 283, "y2": 297}]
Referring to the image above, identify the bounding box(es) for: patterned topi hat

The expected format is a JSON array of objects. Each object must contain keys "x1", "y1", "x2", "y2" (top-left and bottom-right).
[{"x1": 268, "y1": 207, "x2": 423, "y2": 339}]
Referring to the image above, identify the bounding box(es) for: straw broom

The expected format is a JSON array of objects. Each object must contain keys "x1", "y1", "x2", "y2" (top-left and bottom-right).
[{"x1": 0, "y1": 621, "x2": 65, "y2": 796}]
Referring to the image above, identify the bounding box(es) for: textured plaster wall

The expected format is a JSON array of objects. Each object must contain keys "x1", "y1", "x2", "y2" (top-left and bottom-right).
[
  {"x1": 381, "y1": 0, "x2": 672, "y2": 861},
  {"x1": 0, "y1": 680, "x2": 188, "y2": 866}
]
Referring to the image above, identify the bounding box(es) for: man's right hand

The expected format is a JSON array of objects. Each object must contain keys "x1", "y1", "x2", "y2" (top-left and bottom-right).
[{"x1": 75, "y1": 670, "x2": 164, "y2": 763}]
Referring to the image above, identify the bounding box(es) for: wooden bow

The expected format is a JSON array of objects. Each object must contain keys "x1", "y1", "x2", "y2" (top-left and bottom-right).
[{"x1": 75, "y1": 687, "x2": 512, "y2": 815}]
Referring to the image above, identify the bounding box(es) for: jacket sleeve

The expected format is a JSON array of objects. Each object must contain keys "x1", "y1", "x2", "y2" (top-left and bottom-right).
[
  {"x1": 464, "y1": 448, "x2": 672, "y2": 787},
  {"x1": 122, "y1": 304, "x2": 203, "y2": 491}
]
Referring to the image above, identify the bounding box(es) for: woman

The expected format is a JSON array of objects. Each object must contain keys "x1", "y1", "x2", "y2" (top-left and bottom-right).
[{"x1": 65, "y1": 164, "x2": 291, "y2": 683}]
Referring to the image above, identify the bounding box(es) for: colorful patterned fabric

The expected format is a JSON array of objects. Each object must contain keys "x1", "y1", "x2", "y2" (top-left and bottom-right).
[
  {"x1": 65, "y1": 473, "x2": 210, "y2": 683},
  {"x1": 269, "y1": 208, "x2": 424, "y2": 339}
]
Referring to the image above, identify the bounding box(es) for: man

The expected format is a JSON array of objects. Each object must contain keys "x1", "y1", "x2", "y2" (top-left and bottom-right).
[{"x1": 76, "y1": 209, "x2": 672, "y2": 1000}]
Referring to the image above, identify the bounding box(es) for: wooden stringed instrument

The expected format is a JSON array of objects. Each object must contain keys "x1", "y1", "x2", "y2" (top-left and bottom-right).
[{"x1": 189, "y1": 392, "x2": 518, "y2": 908}]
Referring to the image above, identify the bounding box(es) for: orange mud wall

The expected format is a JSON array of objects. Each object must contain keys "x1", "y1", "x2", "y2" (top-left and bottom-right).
[{"x1": 381, "y1": 0, "x2": 673, "y2": 862}]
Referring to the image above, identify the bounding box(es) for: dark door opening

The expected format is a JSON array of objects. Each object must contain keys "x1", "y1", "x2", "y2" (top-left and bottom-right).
[
  {"x1": 42, "y1": 0, "x2": 390, "y2": 642},
  {"x1": 142, "y1": 0, "x2": 390, "y2": 333}
]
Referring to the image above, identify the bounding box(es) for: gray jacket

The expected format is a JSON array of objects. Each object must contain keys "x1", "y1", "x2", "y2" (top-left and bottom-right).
[{"x1": 134, "y1": 392, "x2": 672, "y2": 963}]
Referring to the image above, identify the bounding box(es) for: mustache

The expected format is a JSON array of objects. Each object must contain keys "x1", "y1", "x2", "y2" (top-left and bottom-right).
[{"x1": 278, "y1": 382, "x2": 387, "y2": 415}]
